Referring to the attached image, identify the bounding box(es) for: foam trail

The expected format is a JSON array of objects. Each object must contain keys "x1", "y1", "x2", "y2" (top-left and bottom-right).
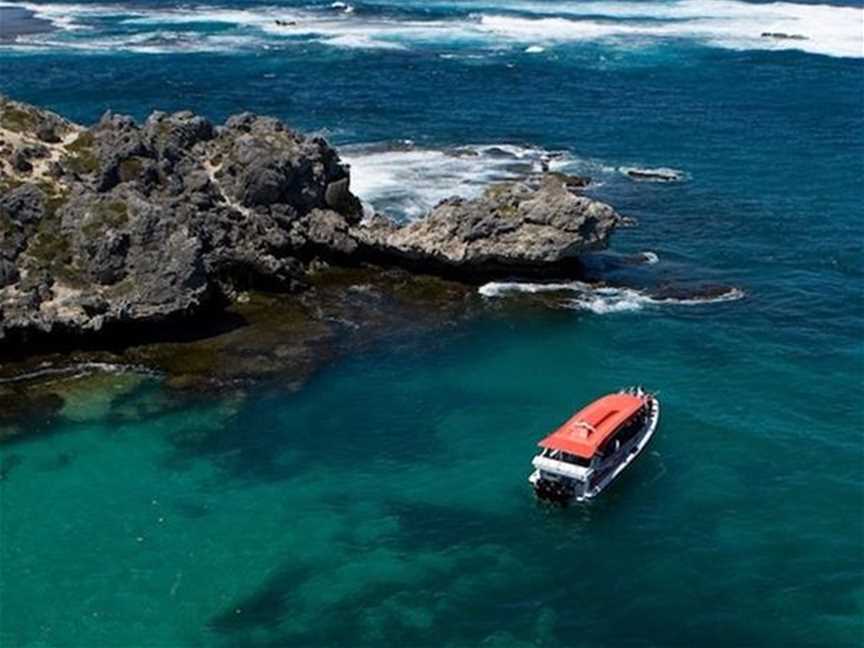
[
  {"x1": 620, "y1": 166, "x2": 686, "y2": 182},
  {"x1": 478, "y1": 281, "x2": 590, "y2": 298},
  {"x1": 0, "y1": 362, "x2": 161, "y2": 385},
  {"x1": 478, "y1": 281, "x2": 744, "y2": 313},
  {"x1": 323, "y1": 34, "x2": 406, "y2": 50}
]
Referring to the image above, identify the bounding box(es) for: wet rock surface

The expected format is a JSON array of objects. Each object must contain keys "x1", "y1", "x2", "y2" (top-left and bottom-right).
[{"x1": 355, "y1": 175, "x2": 621, "y2": 275}]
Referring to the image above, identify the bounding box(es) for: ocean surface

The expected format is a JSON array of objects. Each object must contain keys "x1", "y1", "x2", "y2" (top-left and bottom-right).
[{"x1": 1, "y1": 0, "x2": 863, "y2": 646}]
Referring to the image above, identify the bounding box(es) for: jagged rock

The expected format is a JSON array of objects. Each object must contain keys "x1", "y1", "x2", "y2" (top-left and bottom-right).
[
  {"x1": 301, "y1": 208, "x2": 358, "y2": 256},
  {"x1": 143, "y1": 110, "x2": 214, "y2": 164},
  {"x1": 0, "y1": 259, "x2": 18, "y2": 287},
  {"x1": 12, "y1": 150, "x2": 33, "y2": 173},
  {"x1": 324, "y1": 177, "x2": 362, "y2": 216},
  {"x1": 36, "y1": 121, "x2": 62, "y2": 144},
  {"x1": 354, "y1": 175, "x2": 621, "y2": 273},
  {"x1": 213, "y1": 116, "x2": 357, "y2": 218},
  {"x1": 0, "y1": 183, "x2": 44, "y2": 224}
]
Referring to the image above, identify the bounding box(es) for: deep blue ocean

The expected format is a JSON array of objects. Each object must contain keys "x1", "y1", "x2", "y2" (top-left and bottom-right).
[{"x1": 1, "y1": 1, "x2": 863, "y2": 646}]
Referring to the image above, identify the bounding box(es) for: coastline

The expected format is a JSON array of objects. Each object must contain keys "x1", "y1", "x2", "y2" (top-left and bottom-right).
[
  {"x1": 0, "y1": 1, "x2": 861, "y2": 645},
  {"x1": 0, "y1": 97, "x2": 623, "y2": 361},
  {"x1": 0, "y1": 97, "x2": 746, "y2": 429}
]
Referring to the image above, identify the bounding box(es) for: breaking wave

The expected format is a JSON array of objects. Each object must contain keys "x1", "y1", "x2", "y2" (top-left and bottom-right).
[
  {"x1": 2, "y1": 0, "x2": 859, "y2": 58},
  {"x1": 474, "y1": 1, "x2": 863, "y2": 58},
  {"x1": 620, "y1": 166, "x2": 686, "y2": 182},
  {"x1": 341, "y1": 142, "x2": 610, "y2": 220},
  {"x1": 641, "y1": 251, "x2": 660, "y2": 265},
  {"x1": 478, "y1": 281, "x2": 744, "y2": 314},
  {"x1": 0, "y1": 362, "x2": 161, "y2": 385}
]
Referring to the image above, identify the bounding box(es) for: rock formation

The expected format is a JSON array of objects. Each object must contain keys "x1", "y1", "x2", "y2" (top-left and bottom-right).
[
  {"x1": 356, "y1": 175, "x2": 619, "y2": 273},
  {"x1": 0, "y1": 97, "x2": 623, "y2": 346}
]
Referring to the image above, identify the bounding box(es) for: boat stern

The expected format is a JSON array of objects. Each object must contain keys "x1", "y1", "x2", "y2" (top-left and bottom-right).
[{"x1": 529, "y1": 455, "x2": 592, "y2": 503}]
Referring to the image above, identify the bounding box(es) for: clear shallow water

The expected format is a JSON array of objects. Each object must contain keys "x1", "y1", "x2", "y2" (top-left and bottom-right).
[{"x1": 1, "y1": 1, "x2": 863, "y2": 646}]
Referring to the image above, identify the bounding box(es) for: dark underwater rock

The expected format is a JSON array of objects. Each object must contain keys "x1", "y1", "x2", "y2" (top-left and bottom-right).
[{"x1": 623, "y1": 167, "x2": 683, "y2": 182}]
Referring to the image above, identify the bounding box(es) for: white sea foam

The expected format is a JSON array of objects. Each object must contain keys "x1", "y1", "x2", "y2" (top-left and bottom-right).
[
  {"x1": 0, "y1": 361, "x2": 160, "y2": 384},
  {"x1": 4, "y1": 0, "x2": 858, "y2": 58},
  {"x1": 620, "y1": 166, "x2": 686, "y2": 182},
  {"x1": 641, "y1": 251, "x2": 660, "y2": 265},
  {"x1": 322, "y1": 34, "x2": 406, "y2": 50},
  {"x1": 475, "y1": 0, "x2": 863, "y2": 58},
  {"x1": 478, "y1": 281, "x2": 744, "y2": 313},
  {"x1": 341, "y1": 142, "x2": 598, "y2": 220},
  {"x1": 330, "y1": 2, "x2": 354, "y2": 14},
  {"x1": 11, "y1": 30, "x2": 266, "y2": 54},
  {"x1": 524, "y1": 45, "x2": 545, "y2": 53}
]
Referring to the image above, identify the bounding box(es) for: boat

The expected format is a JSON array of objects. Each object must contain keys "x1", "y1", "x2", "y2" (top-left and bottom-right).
[{"x1": 528, "y1": 387, "x2": 660, "y2": 503}]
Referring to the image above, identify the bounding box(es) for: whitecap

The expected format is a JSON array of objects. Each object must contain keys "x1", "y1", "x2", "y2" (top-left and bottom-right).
[
  {"x1": 478, "y1": 281, "x2": 588, "y2": 298},
  {"x1": 641, "y1": 251, "x2": 660, "y2": 265},
  {"x1": 0, "y1": 361, "x2": 161, "y2": 385},
  {"x1": 478, "y1": 281, "x2": 744, "y2": 314},
  {"x1": 341, "y1": 142, "x2": 602, "y2": 221},
  {"x1": 320, "y1": 34, "x2": 406, "y2": 50},
  {"x1": 475, "y1": 1, "x2": 864, "y2": 59},
  {"x1": 650, "y1": 287, "x2": 746, "y2": 305},
  {"x1": 11, "y1": 29, "x2": 266, "y2": 54},
  {"x1": 9, "y1": 0, "x2": 858, "y2": 59},
  {"x1": 524, "y1": 45, "x2": 545, "y2": 53},
  {"x1": 620, "y1": 166, "x2": 686, "y2": 182}
]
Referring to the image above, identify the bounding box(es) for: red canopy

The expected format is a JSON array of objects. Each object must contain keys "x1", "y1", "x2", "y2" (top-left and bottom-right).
[{"x1": 538, "y1": 393, "x2": 646, "y2": 459}]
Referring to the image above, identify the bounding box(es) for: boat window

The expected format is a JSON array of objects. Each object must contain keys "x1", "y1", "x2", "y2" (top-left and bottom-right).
[
  {"x1": 561, "y1": 451, "x2": 591, "y2": 467},
  {"x1": 542, "y1": 448, "x2": 591, "y2": 467}
]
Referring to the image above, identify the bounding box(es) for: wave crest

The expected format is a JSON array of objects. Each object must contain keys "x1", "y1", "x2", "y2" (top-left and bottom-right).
[
  {"x1": 4, "y1": 0, "x2": 859, "y2": 58},
  {"x1": 0, "y1": 361, "x2": 161, "y2": 385},
  {"x1": 342, "y1": 142, "x2": 603, "y2": 221},
  {"x1": 478, "y1": 281, "x2": 744, "y2": 313}
]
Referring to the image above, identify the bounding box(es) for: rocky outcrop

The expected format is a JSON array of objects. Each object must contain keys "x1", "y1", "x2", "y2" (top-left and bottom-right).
[
  {"x1": 355, "y1": 175, "x2": 620, "y2": 274},
  {"x1": 0, "y1": 97, "x2": 623, "y2": 346},
  {"x1": 760, "y1": 32, "x2": 808, "y2": 41},
  {"x1": 0, "y1": 98, "x2": 363, "y2": 343},
  {"x1": 623, "y1": 167, "x2": 683, "y2": 182}
]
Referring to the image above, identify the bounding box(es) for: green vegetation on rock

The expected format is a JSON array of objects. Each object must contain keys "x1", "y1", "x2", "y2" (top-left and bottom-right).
[
  {"x1": 118, "y1": 157, "x2": 144, "y2": 183},
  {"x1": 82, "y1": 200, "x2": 128, "y2": 237},
  {"x1": 0, "y1": 105, "x2": 35, "y2": 134},
  {"x1": 62, "y1": 132, "x2": 100, "y2": 175}
]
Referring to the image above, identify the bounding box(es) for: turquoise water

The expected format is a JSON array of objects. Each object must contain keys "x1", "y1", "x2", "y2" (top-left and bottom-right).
[{"x1": 1, "y1": 1, "x2": 863, "y2": 646}]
